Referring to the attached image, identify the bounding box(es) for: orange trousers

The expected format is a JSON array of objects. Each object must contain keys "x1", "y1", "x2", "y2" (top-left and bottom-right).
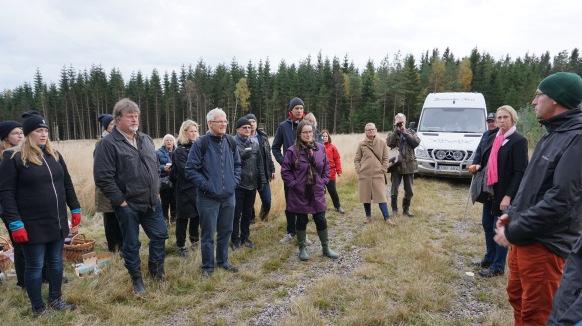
[{"x1": 507, "y1": 242, "x2": 565, "y2": 326}]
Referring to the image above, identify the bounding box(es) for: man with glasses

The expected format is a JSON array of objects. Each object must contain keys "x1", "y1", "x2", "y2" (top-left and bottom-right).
[
  {"x1": 230, "y1": 116, "x2": 265, "y2": 250},
  {"x1": 491, "y1": 72, "x2": 582, "y2": 325},
  {"x1": 186, "y1": 108, "x2": 241, "y2": 277}
]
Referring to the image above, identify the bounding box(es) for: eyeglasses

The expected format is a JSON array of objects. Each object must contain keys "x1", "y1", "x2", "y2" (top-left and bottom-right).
[{"x1": 211, "y1": 120, "x2": 228, "y2": 125}]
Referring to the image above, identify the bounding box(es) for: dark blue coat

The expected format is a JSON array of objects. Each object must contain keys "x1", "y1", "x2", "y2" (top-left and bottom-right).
[{"x1": 271, "y1": 119, "x2": 300, "y2": 165}]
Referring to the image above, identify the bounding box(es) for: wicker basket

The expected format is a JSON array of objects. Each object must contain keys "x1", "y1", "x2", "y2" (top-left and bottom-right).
[
  {"x1": 0, "y1": 236, "x2": 13, "y2": 272},
  {"x1": 64, "y1": 234, "x2": 95, "y2": 263}
]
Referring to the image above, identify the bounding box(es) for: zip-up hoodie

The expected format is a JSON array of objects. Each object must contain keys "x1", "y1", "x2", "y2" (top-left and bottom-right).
[
  {"x1": 506, "y1": 109, "x2": 582, "y2": 258},
  {"x1": 271, "y1": 118, "x2": 301, "y2": 165},
  {"x1": 0, "y1": 149, "x2": 80, "y2": 244}
]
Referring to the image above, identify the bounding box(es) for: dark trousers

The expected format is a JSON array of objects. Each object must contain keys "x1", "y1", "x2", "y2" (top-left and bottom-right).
[
  {"x1": 295, "y1": 211, "x2": 328, "y2": 231},
  {"x1": 160, "y1": 188, "x2": 176, "y2": 223},
  {"x1": 258, "y1": 182, "x2": 272, "y2": 219},
  {"x1": 325, "y1": 180, "x2": 341, "y2": 209},
  {"x1": 481, "y1": 200, "x2": 496, "y2": 264},
  {"x1": 390, "y1": 172, "x2": 414, "y2": 201},
  {"x1": 114, "y1": 202, "x2": 168, "y2": 274},
  {"x1": 233, "y1": 188, "x2": 257, "y2": 243},
  {"x1": 22, "y1": 238, "x2": 64, "y2": 310},
  {"x1": 176, "y1": 216, "x2": 199, "y2": 248},
  {"x1": 284, "y1": 186, "x2": 297, "y2": 235},
  {"x1": 363, "y1": 203, "x2": 390, "y2": 219},
  {"x1": 103, "y1": 212, "x2": 123, "y2": 252},
  {"x1": 197, "y1": 193, "x2": 235, "y2": 272}
]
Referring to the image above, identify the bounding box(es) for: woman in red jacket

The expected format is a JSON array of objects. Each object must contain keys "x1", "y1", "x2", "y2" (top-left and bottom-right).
[{"x1": 321, "y1": 130, "x2": 344, "y2": 214}]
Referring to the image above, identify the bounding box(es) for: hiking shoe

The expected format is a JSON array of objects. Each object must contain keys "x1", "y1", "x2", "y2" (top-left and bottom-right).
[
  {"x1": 472, "y1": 261, "x2": 491, "y2": 269},
  {"x1": 32, "y1": 305, "x2": 48, "y2": 317},
  {"x1": 385, "y1": 219, "x2": 396, "y2": 226},
  {"x1": 219, "y1": 263, "x2": 239, "y2": 273},
  {"x1": 336, "y1": 207, "x2": 345, "y2": 214},
  {"x1": 479, "y1": 268, "x2": 504, "y2": 278},
  {"x1": 280, "y1": 233, "x2": 294, "y2": 244},
  {"x1": 201, "y1": 269, "x2": 213, "y2": 278},
  {"x1": 364, "y1": 217, "x2": 372, "y2": 224},
  {"x1": 230, "y1": 240, "x2": 241, "y2": 251},
  {"x1": 48, "y1": 298, "x2": 76, "y2": 311},
  {"x1": 242, "y1": 239, "x2": 256, "y2": 249}
]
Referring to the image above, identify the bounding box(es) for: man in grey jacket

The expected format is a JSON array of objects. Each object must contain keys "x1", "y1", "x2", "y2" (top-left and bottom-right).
[
  {"x1": 493, "y1": 72, "x2": 582, "y2": 325},
  {"x1": 94, "y1": 98, "x2": 168, "y2": 295}
]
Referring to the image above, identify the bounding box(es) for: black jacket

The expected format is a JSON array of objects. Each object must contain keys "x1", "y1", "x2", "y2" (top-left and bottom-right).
[
  {"x1": 506, "y1": 109, "x2": 582, "y2": 258},
  {"x1": 475, "y1": 129, "x2": 528, "y2": 216},
  {"x1": 256, "y1": 129, "x2": 275, "y2": 180},
  {"x1": 472, "y1": 128, "x2": 499, "y2": 165},
  {"x1": 0, "y1": 150, "x2": 80, "y2": 244},
  {"x1": 171, "y1": 142, "x2": 198, "y2": 219},
  {"x1": 93, "y1": 128, "x2": 160, "y2": 213},
  {"x1": 272, "y1": 119, "x2": 300, "y2": 165},
  {"x1": 236, "y1": 134, "x2": 266, "y2": 191}
]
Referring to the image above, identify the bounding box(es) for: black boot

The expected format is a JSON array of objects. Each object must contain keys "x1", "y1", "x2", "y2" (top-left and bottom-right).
[
  {"x1": 391, "y1": 196, "x2": 398, "y2": 216},
  {"x1": 403, "y1": 198, "x2": 414, "y2": 217},
  {"x1": 148, "y1": 261, "x2": 165, "y2": 281},
  {"x1": 129, "y1": 270, "x2": 146, "y2": 295},
  {"x1": 317, "y1": 229, "x2": 339, "y2": 259}
]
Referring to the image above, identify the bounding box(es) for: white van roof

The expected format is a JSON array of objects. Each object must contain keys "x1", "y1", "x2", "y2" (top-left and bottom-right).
[{"x1": 423, "y1": 92, "x2": 486, "y2": 109}]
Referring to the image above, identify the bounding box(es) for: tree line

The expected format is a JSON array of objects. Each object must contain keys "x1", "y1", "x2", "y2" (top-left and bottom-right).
[{"x1": 1, "y1": 48, "x2": 581, "y2": 140}]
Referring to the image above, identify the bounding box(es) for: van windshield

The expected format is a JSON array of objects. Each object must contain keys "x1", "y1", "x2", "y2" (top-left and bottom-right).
[{"x1": 418, "y1": 107, "x2": 485, "y2": 133}]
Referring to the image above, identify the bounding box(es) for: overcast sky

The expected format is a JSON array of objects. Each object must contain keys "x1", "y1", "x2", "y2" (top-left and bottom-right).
[{"x1": 1, "y1": 0, "x2": 580, "y2": 90}]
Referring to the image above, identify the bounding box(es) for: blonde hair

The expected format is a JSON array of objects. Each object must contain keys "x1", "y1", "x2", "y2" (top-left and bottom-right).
[
  {"x1": 497, "y1": 105, "x2": 518, "y2": 125},
  {"x1": 11, "y1": 136, "x2": 59, "y2": 166},
  {"x1": 177, "y1": 120, "x2": 199, "y2": 145},
  {"x1": 162, "y1": 134, "x2": 176, "y2": 143},
  {"x1": 303, "y1": 112, "x2": 317, "y2": 127}
]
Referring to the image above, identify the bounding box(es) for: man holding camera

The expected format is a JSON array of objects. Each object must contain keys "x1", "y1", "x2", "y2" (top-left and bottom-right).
[{"x1": 386, "y1": 113, "x2": 420, "y2": 217}]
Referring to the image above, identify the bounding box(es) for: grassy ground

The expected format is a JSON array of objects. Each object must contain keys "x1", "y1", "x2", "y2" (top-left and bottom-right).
[{"x1": 0, "y1": 135, "x2": 514, "y2": 325}]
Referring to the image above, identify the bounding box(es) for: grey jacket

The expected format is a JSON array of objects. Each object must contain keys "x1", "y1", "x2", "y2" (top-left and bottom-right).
[{"x1": 93, "y1": 128, "x2": 160, "y2": 213}]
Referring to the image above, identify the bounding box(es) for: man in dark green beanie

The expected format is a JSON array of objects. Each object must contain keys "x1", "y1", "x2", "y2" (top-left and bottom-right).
[{"x1": 492, "y1": 72, "x2": 582, "y2": 325}]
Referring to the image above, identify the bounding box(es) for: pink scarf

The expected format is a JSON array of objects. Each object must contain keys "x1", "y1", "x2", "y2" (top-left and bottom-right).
[{"x1": 486, "y1": 125, "x2": 516, "y2": 186}]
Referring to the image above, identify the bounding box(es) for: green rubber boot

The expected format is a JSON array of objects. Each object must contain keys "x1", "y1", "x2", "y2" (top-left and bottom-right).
[
  {"x1": 318, "y1": 229, "x2": 339, "y2": 259},
  {"x1": 297, "y1": 230, "x2": 310, "y2": 261}
]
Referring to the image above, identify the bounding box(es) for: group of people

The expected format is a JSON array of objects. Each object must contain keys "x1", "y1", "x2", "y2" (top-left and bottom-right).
[
  {"x1": 468, "y1": 72, "x2": 582, "y2": 325},
  {"x1": 1, "y1": 72, "x2": 581, "y2": 325}
]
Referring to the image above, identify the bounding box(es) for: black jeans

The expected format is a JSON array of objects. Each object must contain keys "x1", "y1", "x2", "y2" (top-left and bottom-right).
[
  {"x1": 284, "y1": 185, "x2": 297, "y2": 235},
  {"x1": 326, "y1": 180, "x2": 341, "y2": 209},
  {"x1": 160, "y1": 188, "x2": 176, "y2": 223},
  {"x1": 176, "y1": 213, "x2": 199, "y2": 248},
  {"x1": 232, "y1": 188, "x2": 257, "y2": 243},
  {"x1": 103, "y1": 212, "x2": 123, "y2": 252},
  {"x1": 295, "y1": 211, "x2": 328, "y2": 232}
]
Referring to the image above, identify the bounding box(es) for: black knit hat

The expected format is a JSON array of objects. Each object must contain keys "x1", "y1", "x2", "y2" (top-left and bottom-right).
[
  {"x1": 244, "y1": 113, "x2": 257, "y2": 122},
  {"x1": 538, "y1": 72, "x2": 582, "y2": 109},
  {"x1": 288, "y1": 97, "x2": 304, "y2": 111},
  {"x1": 22, "y1": 110, "x2": 49, "y2": 136},
  {"x1": 0, "y1": 120, "x2": 22, "y2": 140},
  {"x1": 97, "y1": 114, "x2": 114, "y2": 131},
  {"x1": 235, "y1": 117, "x2": 251, "y2": 129}
]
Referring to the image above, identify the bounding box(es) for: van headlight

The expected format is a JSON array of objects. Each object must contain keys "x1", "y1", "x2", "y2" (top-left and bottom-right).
[{"x1": 415, "y1": 146, "x2": 430, "y2": 159}]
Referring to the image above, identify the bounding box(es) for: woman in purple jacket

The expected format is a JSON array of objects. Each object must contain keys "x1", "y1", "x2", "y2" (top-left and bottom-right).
[{"x1": 281, "y1": 121, "x2": 339, "y2": 261}]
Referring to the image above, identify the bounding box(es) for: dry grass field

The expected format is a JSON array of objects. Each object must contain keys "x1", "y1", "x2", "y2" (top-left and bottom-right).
[{"x1": 0, "y1": 133, "x2": 513, "y2": 325}]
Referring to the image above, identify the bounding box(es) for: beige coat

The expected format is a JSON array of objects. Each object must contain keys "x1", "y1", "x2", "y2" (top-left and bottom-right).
[{"x1": 354, "y1": 137, "x2": 390, "y2": 203}]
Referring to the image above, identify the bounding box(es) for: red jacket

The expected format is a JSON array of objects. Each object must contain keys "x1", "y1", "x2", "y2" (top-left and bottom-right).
[{"x1": 324, "y1": 142, "x2": 342, "y2": 181}]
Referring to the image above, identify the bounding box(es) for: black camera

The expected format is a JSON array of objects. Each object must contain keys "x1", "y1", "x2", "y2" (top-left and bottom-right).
[{"x1": 396, "y1": 122, "x2": 403, "y2": 127}]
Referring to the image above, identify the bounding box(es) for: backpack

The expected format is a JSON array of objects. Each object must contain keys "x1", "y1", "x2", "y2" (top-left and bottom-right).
[{"x1": 199, "y1": 134, "x2": 237, "y2": 157}]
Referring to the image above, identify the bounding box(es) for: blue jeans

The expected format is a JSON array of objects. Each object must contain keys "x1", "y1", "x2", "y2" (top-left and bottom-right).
[
  {"x1": 114, "y1": 202, "x2": 168, "y2": 274},
  {"x1": 22, "y1": 238, "x2": 64, "y2": 310},
  {"x1": 197, "y1": 193, "x2": 235, "y2": 271},
  {"x1": 258, "y1": 182, "x2": 272, "y2": 217},
  {"x1": 490, "y1": 215, "x2": 508, "y2": 272},
  {"x1": 363, "y1": 203, "x2": 390, "y2": 220},
  {"x1": 481, "y1": 200, "x2": 495, "y2": 264}
]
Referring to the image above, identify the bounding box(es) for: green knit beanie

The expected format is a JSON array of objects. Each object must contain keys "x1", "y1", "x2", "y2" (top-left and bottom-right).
[{"x1": 538, "y1": 72, "x2": 582, "y2": 109}]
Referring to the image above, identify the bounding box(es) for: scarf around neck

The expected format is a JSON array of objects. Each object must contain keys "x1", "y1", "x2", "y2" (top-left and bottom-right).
[{"x1": 486, "y1": 125, "x2": 516, "y2": 186}]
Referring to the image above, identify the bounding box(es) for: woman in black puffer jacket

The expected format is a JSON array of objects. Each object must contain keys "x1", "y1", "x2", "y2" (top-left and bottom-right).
[{"x1": 170, "y1": 120, "x2": 200, "y2": 257}]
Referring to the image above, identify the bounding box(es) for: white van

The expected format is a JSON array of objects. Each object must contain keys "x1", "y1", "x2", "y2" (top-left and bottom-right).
[{"x1": 413, "y1": 92, "x2": 487, "y2": 177}]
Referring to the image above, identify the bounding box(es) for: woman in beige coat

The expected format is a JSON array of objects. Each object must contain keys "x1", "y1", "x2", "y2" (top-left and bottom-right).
[{"x1": 354, "y1": 123, "x2": 393, "y2": 224}]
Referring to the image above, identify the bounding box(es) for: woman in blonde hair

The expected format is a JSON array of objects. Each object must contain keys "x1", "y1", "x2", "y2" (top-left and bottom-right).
[
  {"x1": 170, "y1": 120, "x2": 200, "y2": 257},
  {"x1": 0, "y1": 111, "x2": 81, "y2": 315},
  {"x1": 470, "y1": 105, "x2": 528, "y2": 278}
]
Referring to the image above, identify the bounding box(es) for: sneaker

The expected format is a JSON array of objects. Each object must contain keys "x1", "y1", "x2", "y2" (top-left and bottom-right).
[
  {"x1": 32, "y1": 306, "x2": 48, "y2": 317},
  {"x1": 242, "y1": 239, "x2": 256, "y2": 249},
  {"x1": 280, "y1": 233, "x2": 294, "y2": 244},
  {"x1": 178, "y1": 247, "x2": 189, "y2": 258},
  {"x1": 230, "y1": 240, "x2": 241, "y2": 251},
  {"x1": 201, "y1": 270, "x2": 213, "y2": 278},
  {"x1": 219, "y1": 263, "x2": 239, "y2": 273},
  {"x1": 336, "y1": 207, "x2": 345, "y2": 214},
  {"x1": 48, "y1": 298, "x2": 76, "y2": 311}
]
